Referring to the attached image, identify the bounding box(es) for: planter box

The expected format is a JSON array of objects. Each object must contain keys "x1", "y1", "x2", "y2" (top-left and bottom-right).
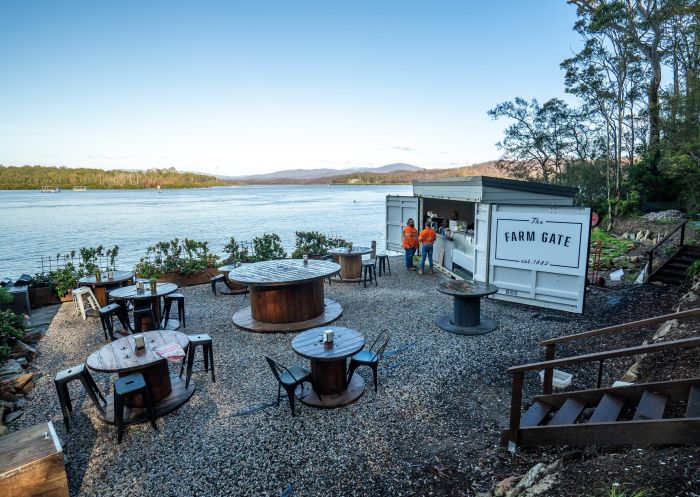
[
  {"x1": 59, "y1": 291, "x2": 73, "y2": 303},
  {"x1": 29, "y1": 287, "x2": 60, "y2": 308},
  {"x1": 156, "y1": 269, "x2": 216, "y2": 288}
]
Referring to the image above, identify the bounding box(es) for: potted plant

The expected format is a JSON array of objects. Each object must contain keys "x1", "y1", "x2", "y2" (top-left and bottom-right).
[
  {"x1": 149, "y1": 277, "x2": 158, "y2": 293},
  {"x1": 135, "y1": 238, "x2": 220, "y2": 287},
  {"x1": 53, "y1": 263, "x2": 79, "y2": 302},
  {"x1": 28, "y1": 272, "x2": 60, "y2": 308}
]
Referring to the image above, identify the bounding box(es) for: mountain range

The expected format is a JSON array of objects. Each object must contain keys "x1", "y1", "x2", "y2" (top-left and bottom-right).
[{"x1": 219, "y1": 163, "x2": 423, "y2": 181}]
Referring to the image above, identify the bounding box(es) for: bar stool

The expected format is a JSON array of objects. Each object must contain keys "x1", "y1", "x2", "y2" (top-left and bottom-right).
[
  {"x1": 98, "y1": 303, "x2": 131, "y2": 341},
  {"x1": 375, "y1": 254, "x2": 391, "y2": 276},
  {"x1": 180, "y1": 334, "x2": 214, "y2": 389},
  {"x1": 210, "y1": 274, "x2": 225, "y2": 294},
  {"x1": 133, "y1": 304, "x2": 158, "y2": 332},
  {"x1": 72, "y1": 287, "x2": 100, "y2": 320},
  {"x1": 163, "y1": 293, "x2": 185, "y2": 328},
  {"x1": 113, "y1": 373, "x2": 158, "y2": 443},
  {"x1": 360, "y1": 260, "x2": 377, "y2": 288},
  {"x1": 54, "y1": 363, "x2": 106, "y2": 432}
]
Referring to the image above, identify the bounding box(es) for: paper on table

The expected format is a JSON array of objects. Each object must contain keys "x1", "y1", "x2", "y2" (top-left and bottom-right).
[{"x1": 155, "y1": 342, "x2": 186, "y2": 362}]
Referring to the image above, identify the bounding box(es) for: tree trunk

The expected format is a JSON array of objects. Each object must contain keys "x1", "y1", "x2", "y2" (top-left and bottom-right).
[{"x1": 647, "y1": 55, "x2": 663, "y2": 170}]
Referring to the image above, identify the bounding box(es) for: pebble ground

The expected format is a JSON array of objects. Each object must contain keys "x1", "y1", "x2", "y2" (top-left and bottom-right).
[{"x1": 14, "y1": 257, "x2": 681, "y2": 496}]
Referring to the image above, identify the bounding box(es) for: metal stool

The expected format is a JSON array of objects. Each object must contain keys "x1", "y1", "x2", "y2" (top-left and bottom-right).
[
  {"x1": 114, "y1": 373, "x2": 158, "y2": 443},
  {"x1": 54, "y1": 364, "x2": 105, "y2": 432},
  {"x1": 98, "y1": 303, "x2": 131, "y2": 341},
  {"x1": 360, "y1": 261, "x2": 377, "y2": 288},
  {"x1": 210, "y1": 274, "x2": 225, "y2": 295},
  {"x1": 133, "y1": 304, "x2": 158, "y2": 331},
  {"x1": 375, "y1": 254, "x2": 391, "y2": 276},
  {"x1": 163, "y1": 293, "x2": 185, "y2": 328},
  {"x1": 180, "y1": 334, "x2": 214, "y2": 389}
]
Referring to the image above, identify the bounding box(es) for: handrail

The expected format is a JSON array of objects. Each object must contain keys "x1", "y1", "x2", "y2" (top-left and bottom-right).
[
  {"x1": 646, "y1": 219, "x2": 688, "y2": 277},
  {"x1": 509, "y1": 336, "x2": 700, "y2": 373},
  {"x1": 647, "y1": 219, "x2": 688, "y2": 254},
  {"x1": 540, "y1": 308, "x2": 700, "y2": 346}
]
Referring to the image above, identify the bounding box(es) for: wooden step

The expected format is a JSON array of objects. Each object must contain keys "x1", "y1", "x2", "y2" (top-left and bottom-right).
[
  {"x1": 520, "y1": 400, "x2": 553, "y2": 427},
  {"x1": 650, "y1": 274, "x2": 683, "y2": 285},
  {"x1": 665, "y1": 262, "x2": 692, "y2": 270},
  {"x1": 657, "y1": 267, "x2": 688, "y2": 276},
  {"x1": 633, "y1": 390, "x2": 667, "y2": 420},
  {"x1": 687, "y1": 385, "x2": 700, "y2": 418},
  {"x1": 548, "y1": 398, "x2": 586, "y2": 426},
  {"x1": 590, "y1": 394, "x2": 624, "y2": 423}
]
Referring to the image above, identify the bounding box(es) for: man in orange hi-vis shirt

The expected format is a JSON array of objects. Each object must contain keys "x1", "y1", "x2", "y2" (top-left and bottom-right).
[
  {"x1": 401, "y1": 218, "x2": 419, "y2": 271},
  {"x1": 418, "y1": 222, "x2": 437, "y2": 275}
]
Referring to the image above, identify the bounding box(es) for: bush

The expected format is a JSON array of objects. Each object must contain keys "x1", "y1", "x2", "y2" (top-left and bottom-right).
[
  {"x1": 223, "y1": 237, "x2": 251, "y2": 264},
  {"x1": 53, "y1": 263, "x2": 80, "y2": 298},
  {"x1": 135, "y1": 238, "x2": 220, "y2": 277},
  {"x1": 0, "y1": 309, "x2": 27, "y2": 362},
  {"x1": 251, "y1": 233, "x2": 287, "y2": 261},
  {"x1": 291, "y1": 231, "x2": 349, "y2": 258}
]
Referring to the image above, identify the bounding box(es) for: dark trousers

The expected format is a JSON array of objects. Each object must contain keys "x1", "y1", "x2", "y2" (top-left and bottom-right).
[{"x1": 404, "y1": 247, "x2": 416, "y2": 268}]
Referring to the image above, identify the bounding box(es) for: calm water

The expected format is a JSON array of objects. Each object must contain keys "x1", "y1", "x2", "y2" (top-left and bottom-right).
[{"x1": 0, "y1": 185, "x2": 412, "y2": 278}]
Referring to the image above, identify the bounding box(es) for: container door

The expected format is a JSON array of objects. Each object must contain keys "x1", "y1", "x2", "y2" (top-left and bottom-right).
[
  {"x1": 386, "y1": 195, "x2": 418, "y2": 251},
  {"x1": 472, "y1": 203, "x2": 491, "y2": 282},
  {"x1": 488, "y1": 204, "x2": 591, "y2": 313}
]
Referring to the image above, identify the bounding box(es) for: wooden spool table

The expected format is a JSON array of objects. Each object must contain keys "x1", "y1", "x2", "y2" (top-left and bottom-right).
[
  {"x1": 86, "y1": 330, "x2": 194, "y2": 425},
  {"x1": 328, "y1": 246, "x2": 373, "y2": 282},
  {"x1": 217, "y1": 264, "x2": 249, "y2": 295},
  {"x1": 436, "y1": 280, "x2": 499, "y2": 335},
  {"x1": 292, "y1": 326, "x2": 365, "y2": 408},
  {"x1": 108, "y1": 282, "x2": 180, "y2": 332},
  {"x1": 229, "y1": 259, "x2": 342, "y2": 333},
  {"x1": 78, "y1": 271, "x2": 134, "y2": 307}
]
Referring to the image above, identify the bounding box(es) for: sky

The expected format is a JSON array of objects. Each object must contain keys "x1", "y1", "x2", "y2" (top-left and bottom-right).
[{"x1": 0, "y1": 1, "x2": 582, "y2": 176}]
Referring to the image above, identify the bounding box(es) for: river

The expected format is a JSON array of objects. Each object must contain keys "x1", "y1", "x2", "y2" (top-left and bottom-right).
[{"x1": 0, "y1": 185, "x2": 412, "y2": 278}]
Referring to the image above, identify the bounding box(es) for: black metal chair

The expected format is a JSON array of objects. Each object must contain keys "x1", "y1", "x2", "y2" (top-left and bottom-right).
[
  {"x1": 360, "y1": 260, "x2": 377, "y2": 287},
  {"x1": 264, "y1": 356, "x2": 313, "y2": 417},
  {"x1": 163, "y1": 293, "x2": 185, "y2": 328},
  {"x1": 98, "y1": 303, "x2": 131, "y2": 341},
  {"x1": 54, "y1": 363, "x2": 106, "y2": 431},
  {"x1": 347, "y1": 331, "x2": 391, "y2": 392},
  {"x1": 375, "y1": 254, "x2": 391, "y2": 276},
  {"x1": 179, "y1": 334, "x2": 214, "y2": 388},
  {"x1": 113, "y1": 372, "x2": 158, "y2": 443}
]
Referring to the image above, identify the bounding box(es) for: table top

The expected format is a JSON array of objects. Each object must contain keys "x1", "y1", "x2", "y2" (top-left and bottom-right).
[
  {"x1": 227, "y1": 259, "x2": 340, "y2": 286},
  {"x1": 437, "y1": 279, "x2": 499, "y2": 298},
  {"x1": 328, "y1": 246, "x2": 372, "y2": 256},
  {"x1": 79, "y1": 271, "x2": 134, "y2": 286},
  {"x1": 108, "y1": 282, "x2": 179, "y2": 300},
  {"x1": 292, "y1": 326, "x2": 365, "y2": 362},
  {"x1": 86, "y1": 330, "x2": 189, "y2": 373}
]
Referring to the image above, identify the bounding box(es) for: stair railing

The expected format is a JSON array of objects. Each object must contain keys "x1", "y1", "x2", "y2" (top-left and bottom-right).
[
  {"x1": 505, "y1": 336, "x2": 700, "y2": 448},
  {"x1": 539, "y1": 308, "x2": 700, "y2": 394},
  {"x1": 646, "y1": 219, "x2": 688, "y2": 279}
]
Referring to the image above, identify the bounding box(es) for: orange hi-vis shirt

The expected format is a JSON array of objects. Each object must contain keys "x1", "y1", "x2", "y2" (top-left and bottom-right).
[
  {"x1": 419, "y1": 227, "x2": 436, "y2": 245},
  {"x1": 402, "y1": 225, "x2": 419, "y2": 249}
]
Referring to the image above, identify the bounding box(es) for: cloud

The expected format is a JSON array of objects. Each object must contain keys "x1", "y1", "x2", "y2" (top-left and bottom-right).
[{"x1": 392, "y1": 145, "x2": 418, "y2": 152}]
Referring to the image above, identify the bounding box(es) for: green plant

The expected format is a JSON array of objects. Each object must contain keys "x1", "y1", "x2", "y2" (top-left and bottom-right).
[
  {"x1": 596, "y1": 483, "x2": 647, "y2": 497},
  {"x1": 0, "y1": 309, "x2": 27, "y2": 362},
  {"x1": 590, "y1": 228, "x2": 635, "y2": 266},
  {"x1": 291, "y1": 231, "x2": 351, "y2": 258},
  {"x1": 687, "y1": 259, "x2": 700, "y2": 280},
  {"x1": 53, "y1": 263, "x2": 79, "y2": 298},
  {"x1": 135, "y1": 238, "x2": 220, "y2": 277},
  {"x1": 223, "y1": 237, "x2": 251, "y2": 263},
  {"x1": 0, "y1": 287, "x2": 12, "y2": 306},
  {"x1": 31, "y1": 272, "x2": 54, "y2": 289},
  {"x1": 251, "y1": 233, "x2": 287, "y2": 261}
]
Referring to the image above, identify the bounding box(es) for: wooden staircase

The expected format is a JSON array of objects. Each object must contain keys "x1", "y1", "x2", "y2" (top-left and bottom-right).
[
  {"x1": 503, "y1": 379, "x2": 700, "y2": 447},
  {"x1": 649, "y1": 245, "x2": 700, "y2": 285},
  {"x1": 503, "y1": 309, "x2": 700, "y2": 449}
]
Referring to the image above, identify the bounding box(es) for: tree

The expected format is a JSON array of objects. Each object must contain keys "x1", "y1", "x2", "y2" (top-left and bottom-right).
[{"x1": 488, "y1": 98, "x2": 573, "y2": 183}]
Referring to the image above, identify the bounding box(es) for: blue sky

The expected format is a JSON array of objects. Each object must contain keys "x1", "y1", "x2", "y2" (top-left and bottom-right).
[{"x1": 0, "y1": 1, "x2": 581, "y2": 175}]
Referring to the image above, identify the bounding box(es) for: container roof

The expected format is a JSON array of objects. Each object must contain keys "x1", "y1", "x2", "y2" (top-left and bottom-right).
[{"x1": 412, "y1": 176, "x2": 577, "y2": 198}]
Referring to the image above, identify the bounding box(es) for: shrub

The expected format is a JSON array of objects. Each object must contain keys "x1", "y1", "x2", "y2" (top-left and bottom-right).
[
  {"x1": 291, "y1": 231, "x2": 350, "y2": 258},
  {"x1": 251, "y1": 233, "x2": 287, "y2": 261},
  {"x1": 223, "y1": 237, "x2": 251, "y2": 264},
  {"x1": 0, "y1": 309, "x2": 27, "y2": 362},
  {"x1": 135, "y1": 238, "x2": 220, "y2": 277},
  {"x1": 53, "y1": 263, "x2": 80, "y2": 297}
]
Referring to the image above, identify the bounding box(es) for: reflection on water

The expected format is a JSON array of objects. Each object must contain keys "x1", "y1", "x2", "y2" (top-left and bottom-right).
[{"x1": 0, "y1": 185, "x2": 412, "y2": 277}]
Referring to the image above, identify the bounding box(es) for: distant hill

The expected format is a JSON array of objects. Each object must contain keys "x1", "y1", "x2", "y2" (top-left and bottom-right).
[{"x1": 226, "y1": 163, "x2": 423, "y2": 181}]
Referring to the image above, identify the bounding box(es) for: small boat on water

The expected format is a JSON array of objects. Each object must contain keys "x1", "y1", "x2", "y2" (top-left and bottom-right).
[
  {"x1": 72, "y1": 186, "x2": 87, "y2": 192},
  {"x1": 40, "y1": 186, "x2": 60, "y2": 193}
]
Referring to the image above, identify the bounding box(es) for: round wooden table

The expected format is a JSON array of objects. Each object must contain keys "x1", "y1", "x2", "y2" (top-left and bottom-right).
[
  {"x1": 291, "y1": 326, "x2": 365, "y2": 408},
  {"x1": 86, "y1": 330, "x2": 194, "y2": 425},
  {"x1": 109, "y1": 282, "x2": 179, "y2": 332},
  {"x1": 78, "y1": 271, "x2": 134, "y2": 307},
  {"x1": 436, "y1": 280, "x2": 499, "y2": 335},
  {"x1": 228, "y1": 259, "x2": 342, "y2": 333},
  {"x1": 217, "y1": 264, "x2": 249, "y2": 295},
  {"x1": 328, "y1": 246, "x2": 373, "y2": 282}
]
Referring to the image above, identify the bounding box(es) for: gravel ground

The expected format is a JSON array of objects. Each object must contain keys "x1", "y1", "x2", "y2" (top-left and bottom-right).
[{"x1": 14, "y1": 257, "x2": 684, "y2": 497}]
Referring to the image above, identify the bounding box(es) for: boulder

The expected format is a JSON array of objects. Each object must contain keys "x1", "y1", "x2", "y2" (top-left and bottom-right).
[
  {"x1": 636, "y1": 230, "x2": 645, "y2": 240},
  {"x1": 0, "y1": 359, "x2": 22, "y2": 379},
  {"x1": 507, "y1": 461, "x2": 561, "y2": 497},
  {"x1": 495, "y1": 476, "x2": 520, "y2": 496},
  {"x1": 12, "y1": 373, "x2": 34, "y2": 391},
  {"x1": 653, "y1": 319, "x2": 678, "y2": 340},
  {"x1": 622, "y1": 361, "x2": 641, "y2": 382},
  {"x1": 4, "y1": 410, "x2": 22, "y2": 424},
  {"x1": 11, "y1": 340, "x2": 37, "y2": 361}
]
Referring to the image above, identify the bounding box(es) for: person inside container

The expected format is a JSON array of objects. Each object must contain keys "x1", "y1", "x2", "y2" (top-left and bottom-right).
[
  {"x1": 418, "y1": 222, "x2": 437, "y2": 275},
  {"x1": 401, "y1": 218, "x2": 419, "y2": 271}
]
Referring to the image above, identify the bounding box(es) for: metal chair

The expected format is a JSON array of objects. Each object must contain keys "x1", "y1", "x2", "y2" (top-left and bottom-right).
[
  {"x1": 347, "y1": 331, "x2": 391, "y2": 392},
  {"x1": 264, "y1": 356, "x2": 314, "y2": 417}
]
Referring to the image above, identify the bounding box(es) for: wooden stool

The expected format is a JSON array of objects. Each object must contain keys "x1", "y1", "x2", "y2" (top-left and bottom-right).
[
  {"x1": 360, "y1": 261, "x2": 377, "y2": 288},
  {"x1": 133, "y1": 305, "x2": 158, "y2": 331},
  {"x1": 376, "y1": 254, "x2": 391, "y2": 276},
  {"x1": 98, "y1": 303, "x2": 131, "y2": 341},
  {"x1": 163, "y1": 293, "x2": 185, "y2": 328},
  {"x1": 54, "y1": 364, "x2": 105, "y2": 431},
  {"x1": 114, "y1": 373, "x2": 158, "y2": 443},
  {"x1": 71, "y1": 287, "x2": 100, "y2": 320},
  {"x1": 180, "y1": 334, "x2": 214, "y2": 389}
]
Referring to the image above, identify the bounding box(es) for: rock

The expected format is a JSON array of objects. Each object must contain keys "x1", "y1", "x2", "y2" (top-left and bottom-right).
[
  {"x1": 476, "y1": 492, "x2": 493, "y2": 497},
  {"x1": 507, "y1": 461, "x2": 561, "y2": 497},
  {"x1": 653, "y1": 319, "x2": 678, "y2": 340},
  {"x1": 643, "y1": 229, "x2": 651, "y2": 241},
  {"x1": 15, "y1": 357, "x2": 28, "y2": 368},
  {"x1": 11, "y1": 340, "x2": 37, "y2": 360},
  {"x1": 0, "y1": 425, "x2": 7, "y2": 437},
  {"x1": 622, "y1": 362, "x2": 641, "y2": 382},
  {"x1": 21, "y1": 382, "x2": 34, "y2": 393},
  {"x1": 4, "y1": 410, "x2": 23, "y2": 424},
  {"x1": 622, "y1": 232, "x2": 631, "y2": 240},
  {"x1": 520, "y1": 474, "x2": 557, "y2": 496},
  {"x1": 22, "y1": 330, "x2": 44, "y2": 344},
  {"x1": 495, "y1": 476, "x2": 520, "y2": 496},
  {"x1": 0, "y1": 359, "x2": 22, "y2": 379},
  {"x1": 636, "y1": 230, "x2": 645, "y2": 240},
  {"x1": 14, "y1": 397, "x2": 27, "y2": 409},
  {"x1": 12, "y1": 373, "x2": 34, "y2": 391}
]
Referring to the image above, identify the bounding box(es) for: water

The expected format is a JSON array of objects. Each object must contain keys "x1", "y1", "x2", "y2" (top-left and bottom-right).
[{"x1": 0, "y1": 185, "x2": 412, "y2": 278}]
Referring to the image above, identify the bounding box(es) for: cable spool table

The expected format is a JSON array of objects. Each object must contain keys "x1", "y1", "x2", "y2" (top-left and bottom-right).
[
  {"x1": 78, "y1": 271, "x2": 135, "y2": 307},
  {"x1": 436, "y1": 280, "x2": 499, "y2": 335},
  {"x1": 328, "y1": 246, "x2": 373, "y2": 282},
  {"x1": 228, "y1": 259, "x2": 342, "y2": 333}
]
